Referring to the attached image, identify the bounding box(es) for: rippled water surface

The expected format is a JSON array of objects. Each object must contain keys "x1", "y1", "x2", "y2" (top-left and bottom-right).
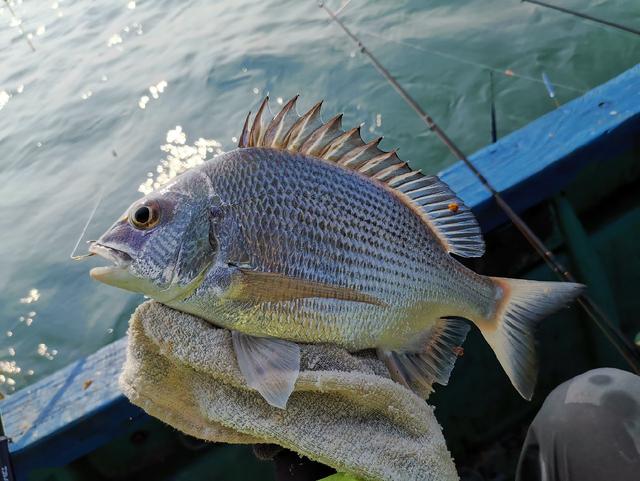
[{"x1": 0, "y1": 0, "x2": 638, "y2": 392}]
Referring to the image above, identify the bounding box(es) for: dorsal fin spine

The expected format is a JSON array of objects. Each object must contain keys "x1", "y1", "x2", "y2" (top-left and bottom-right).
[
  {"x1": 406, "y1": 188, "x2": 447, "y2": 201},
  {"x1": 339, "y1": 137, "x2": 383, "y2": 169},
  {"x1": 249, "y1": 97, "x2": 271, "y2": 147},
  {"x1": 397, "y1": 177, "x2": 436, "y2": 192},
  {"x1": 373, "y1": 161, "x2": 410, "y2": 182},
  {"x1": 299, "y1": 113, "x2": 343, "y2": 155},
  {"x1": 263, "y1": 95, "x2": 299, "y2": 148},
  {"x1": 283, "y1": 100, "x2": 323, "y2": 150},
  {"x1": 358, "y1": 150, "x2": 399, "y2": 175},
  {"x1": 387, "y1": 170, "x2": 423, "y2": 188},
  {"x1": 319, "y1": 126, "x2": 363, "y2": 161},
  {"x1": 238, "y1": 111, "x2": 251, "y2": 148}
]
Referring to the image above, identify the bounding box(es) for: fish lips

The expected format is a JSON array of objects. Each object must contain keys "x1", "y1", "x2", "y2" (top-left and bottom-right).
[{"x1": 89, "y1": 243, "x2": 134, "y2": 285}]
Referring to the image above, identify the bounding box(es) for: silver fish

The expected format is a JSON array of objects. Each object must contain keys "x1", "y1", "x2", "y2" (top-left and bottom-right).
[{"x1": 90, "y1": 96, "x2": 583, "y2": 408}]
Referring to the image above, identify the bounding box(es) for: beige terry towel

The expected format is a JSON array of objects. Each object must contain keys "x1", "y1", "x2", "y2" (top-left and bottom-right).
[{"x1": 119, "y1": 301, "x2": 459, "y2": 481}]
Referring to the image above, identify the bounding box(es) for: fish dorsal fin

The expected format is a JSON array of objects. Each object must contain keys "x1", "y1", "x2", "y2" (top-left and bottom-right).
[{"x1": 238, "y1": 97, "x2": 485, "y2": 258}]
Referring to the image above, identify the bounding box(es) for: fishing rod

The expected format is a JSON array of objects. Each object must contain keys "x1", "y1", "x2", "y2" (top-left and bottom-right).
[
  {"x1": 319, "y1": 2, "x2": 640, "y2": 374},
  {"x1": 523, "y1": 0, "x2": 640, "y2": 37},
  {"x1": 3, "y1": 0, "x2": 36, "y2": 52}
]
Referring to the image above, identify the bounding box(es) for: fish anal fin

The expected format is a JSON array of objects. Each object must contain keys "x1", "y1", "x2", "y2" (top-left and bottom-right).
[
  {"x1": 232, "y1": 332, "x2": 300, "y2": 409},
  {"x1": 379, "y1": 317, "x2": 470, "y2": 397},
  {"x1": 230, "y1": 268, "x2": 387, "y2": 307}
]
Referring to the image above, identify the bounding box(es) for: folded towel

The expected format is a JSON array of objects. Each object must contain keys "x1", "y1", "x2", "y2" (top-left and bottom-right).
[{"x1": 119, "y1": 301, "x2": 459, "y2": 481}]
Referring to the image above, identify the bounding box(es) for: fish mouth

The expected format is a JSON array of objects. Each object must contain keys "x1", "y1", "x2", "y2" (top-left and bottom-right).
[{"x1": 89, "y1": 243, "x2": 133, "y2": 281}]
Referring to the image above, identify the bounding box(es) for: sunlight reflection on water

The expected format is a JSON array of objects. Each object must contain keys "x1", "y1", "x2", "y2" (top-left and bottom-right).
[
  {"x1": 0, "y1": 288, "x2": 46, "y2": 394},
  {"x1": 139, "y1": 127, "x2": 224, "y2": 195},
  {"x1": 138, "y1": 80, "x2": 167, "y2": 109}
]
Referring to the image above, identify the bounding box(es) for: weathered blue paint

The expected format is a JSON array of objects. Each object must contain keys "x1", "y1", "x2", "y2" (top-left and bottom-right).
[
  {"x1": 1, "y1": 63, "x2": 639, "y2": 478},
  {"x1": 0, "y1": 338, "x2": 147, "y2": 478}
]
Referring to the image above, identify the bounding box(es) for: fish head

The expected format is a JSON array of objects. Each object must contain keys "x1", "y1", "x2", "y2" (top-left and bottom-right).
[{"x1": 90, "y1": 170, "x2": 218, "y2": 302}]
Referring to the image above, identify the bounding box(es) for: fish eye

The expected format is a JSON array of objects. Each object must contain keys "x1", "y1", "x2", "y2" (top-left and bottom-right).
[{"x1": 128, "y1": 200, "x2": 161, "y2": 230}]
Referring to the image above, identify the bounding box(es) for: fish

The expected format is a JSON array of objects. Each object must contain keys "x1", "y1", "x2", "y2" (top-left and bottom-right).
[{"x1": 89, "y1": 96, "x2": 584, "y2": 408}]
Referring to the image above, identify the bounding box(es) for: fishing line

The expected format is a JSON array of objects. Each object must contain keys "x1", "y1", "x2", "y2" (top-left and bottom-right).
[
  {"x1": 3, "y1": 0, "x2": 36, "y2": 52},
  {"x1": 70, "y1": 150, "x2": 122, "y2": 260},
  {"x1": 334, "y1": 0, "x2": 352, "y2": 16},
  {"x1": 69, "y1": 185, "x2": 105, "y2": 260},
  {"x1": 319, "y1": 1, "x2": 640, "y2": 374},
  {"x1": 523, "y1": 0, "x2": 640, "y2": 37},
  {"x1": 360, "y1": 30, "x2": 586, "y2": 94},
  {"x1": 489, "y1": 72, "x2": 498, "y2": 143}
]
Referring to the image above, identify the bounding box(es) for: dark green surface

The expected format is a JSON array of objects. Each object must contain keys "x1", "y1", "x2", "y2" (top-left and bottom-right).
[{"x1": 28, "y1": 417, "x2": 275, "y2": 481}]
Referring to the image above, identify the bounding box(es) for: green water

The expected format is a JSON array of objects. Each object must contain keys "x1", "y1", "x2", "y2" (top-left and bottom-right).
[{"x1": 0, "y1": 0, "x2": 638, "y2": 393}]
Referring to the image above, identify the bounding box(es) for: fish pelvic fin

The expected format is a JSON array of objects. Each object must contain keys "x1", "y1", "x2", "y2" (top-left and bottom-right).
[
  {"x1": 378, "y1": 317, "x2": 470, "y2": 398},
  {"x1": 232, "y1": 331, "x2": 300, "y2": 409},
  {"x1": 237, "y1": 97, "x2": 485, "y2": 258},
  {"x1": 475, "y1": 277, "x2": 584, "y2": 400}
]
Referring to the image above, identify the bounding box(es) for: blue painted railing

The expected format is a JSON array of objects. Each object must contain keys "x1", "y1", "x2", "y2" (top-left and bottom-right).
[{"x1": 1, "y1": 63, "x2": 639, "y2": 479}]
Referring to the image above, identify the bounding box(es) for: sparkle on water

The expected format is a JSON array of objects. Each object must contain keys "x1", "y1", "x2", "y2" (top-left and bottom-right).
[
  {"x1": 0, "y1": 286, "x2": 45, "y2": 393},
  {"x1": 138, "y1": 80, "x2": 167, "y2": 109},
  {"x1": 19, "y1": 288, "x2": 40, "y2": 304},
  {"x1": 107, "y1": 22, "x2": 143, "y2": 49},
  {"x1": 139, "y1": 127, "x2": 224, "y2": 195},
  {"x1": 0, "y1": 91, "x2": 10, "y2": 111},
  {"x1": 0, "y1": 0, "x2": 637, "y2": 396},
  {"x1": 107, "y1": 33, "x2": 123, "y2": 47}
]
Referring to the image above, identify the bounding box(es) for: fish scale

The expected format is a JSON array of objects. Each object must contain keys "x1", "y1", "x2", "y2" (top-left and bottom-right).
[
  {"x1": 203, "y1": 148, "x2": 482, "y2": 348},
  {"x1": 237, "y1": 152, "x2": 419, "y2": 288}
]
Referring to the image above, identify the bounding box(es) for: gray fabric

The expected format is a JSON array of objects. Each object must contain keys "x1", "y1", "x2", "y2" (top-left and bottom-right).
[
  {"x1": 516, "y1": 368, "x2": 640, "y2": 481},
  {"x1": 119, "y1": 301, "x2": 459, "y2": 481}
]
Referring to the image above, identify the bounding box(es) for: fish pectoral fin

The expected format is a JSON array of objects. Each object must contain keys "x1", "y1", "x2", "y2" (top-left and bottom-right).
[
  {"x1": 378, "y1": 317, "x2": 470, "y2": 397},
  {"x1": 231, "y1": 331, "x2": 300, "y2": 409},
  {"x1": 230, "y1": 268, "x2": 386, "y2": 307}
]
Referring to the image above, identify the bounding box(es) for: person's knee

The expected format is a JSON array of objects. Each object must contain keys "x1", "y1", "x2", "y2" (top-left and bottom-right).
[{"x1": 517, "y1": 368, "x2": 640, "y2": 481}]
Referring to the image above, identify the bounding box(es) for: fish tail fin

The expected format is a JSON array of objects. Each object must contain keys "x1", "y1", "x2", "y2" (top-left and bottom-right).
[
  {"x1": 378, "y1": 317, "x2": 471, "y2": 398},
  {"x1": 475, "y1": 277, "x2": 584, "y2": 400}
]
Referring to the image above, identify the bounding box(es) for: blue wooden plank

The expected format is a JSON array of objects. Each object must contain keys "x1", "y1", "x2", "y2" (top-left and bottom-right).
[
  {"x1": 1, "y1": 63, "x2": 639, "y2": 478},
  {"x1": 441, "y1": 63, "x2": 640, "y2": 231},
  {"x1": 0, "y1": 338, "x2": 147, "y2": 476}
]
